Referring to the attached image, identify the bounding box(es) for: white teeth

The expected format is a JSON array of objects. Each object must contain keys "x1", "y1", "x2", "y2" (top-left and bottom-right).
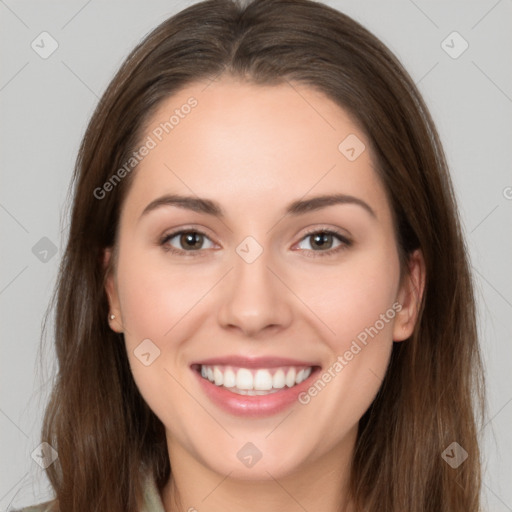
[
  {"x1": 253, "y1": 369, "x2": 273, "y2": 390},
  {"x1": 198, "y1": 364, "x2": 314, "y2": 393},
  {"x1": 228, "y1": 388, "x2": 281, "y2": 396},
  {"x1": 272, "y1": 369, "x2": 286, "y2": 389},
  {"x1": 213, "y1": 366, "x2": 223, "y2": 386},
  {"x1": 236, "y1": 368, "x2": 254, "y2": 390},
  {"x1": 285, "y1": 368, "x2": 296, "y2": 387},
  {"x1": 223, "y1": 368, "x2": 236, "y2": 388},
  {"x1": 294, "y1": 367, "x2": 312, "y2": 384},
  {"x1": 302, "y1": 367, "x2": 312, "y2": 381}
]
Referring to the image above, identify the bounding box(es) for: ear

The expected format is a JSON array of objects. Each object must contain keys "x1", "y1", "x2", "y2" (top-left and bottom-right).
[
  {"x1": 392, "y1": 249, "x2": 426, "y2": 342},
  {"x1": 103, "y1": 247, "x2": 124, "y2": 333}
]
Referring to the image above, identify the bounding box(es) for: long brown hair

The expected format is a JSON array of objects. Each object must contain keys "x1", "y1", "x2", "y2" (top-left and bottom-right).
[{"x1": 37, "y1": 0, "x2": 486, "y2": 510}]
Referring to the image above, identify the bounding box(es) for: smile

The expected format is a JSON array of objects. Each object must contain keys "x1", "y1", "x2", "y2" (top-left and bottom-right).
[
  {"x1": 190, "y1": 359, "x2": 321, "y2": 417},
  {"x1": 197, "y1": 364, "x2": 314, "y2": 395}
]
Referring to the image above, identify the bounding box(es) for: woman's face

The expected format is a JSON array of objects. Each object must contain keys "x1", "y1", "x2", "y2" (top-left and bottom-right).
[{"x1": 105, "y1": 76, "x2": 422, "y2": 480}]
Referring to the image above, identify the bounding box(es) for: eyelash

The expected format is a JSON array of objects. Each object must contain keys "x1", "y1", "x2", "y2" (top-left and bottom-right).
[{"x1": 159, "y1": 227, "x2": 353, "y2": 258}]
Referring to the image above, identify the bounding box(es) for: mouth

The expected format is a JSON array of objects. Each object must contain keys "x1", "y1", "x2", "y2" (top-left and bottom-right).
[
  {"x1": 191, "y1": 363, "x2": 318, "y2": 395},
  {"x1": 190, "y1": 357, "x2": 322, "y2": 417}
]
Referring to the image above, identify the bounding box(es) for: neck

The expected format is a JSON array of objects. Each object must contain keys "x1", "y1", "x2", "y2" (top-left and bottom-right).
[{"x1": 161, "y1": 426, "x2": 358, "y2": 512}]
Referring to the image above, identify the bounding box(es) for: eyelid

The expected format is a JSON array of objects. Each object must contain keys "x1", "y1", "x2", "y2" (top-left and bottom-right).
[
  {"x1": 296, "y1": 225, "x2": 352, "y2": 244},
  {"x1": 159, "y1": 224, "x2": 353, "y2": 256},
  {"x1": 159, "y1": 225, "x2": 218, "y2": 256},
  {"x1": 159, "y1": 224, "x2": 216, "y2": 241},
  {"x1": 291, "y1": 226, "x2": 353, "y2": 257}
]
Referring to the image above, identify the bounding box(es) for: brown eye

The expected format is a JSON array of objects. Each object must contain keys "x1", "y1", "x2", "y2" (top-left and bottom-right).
[
  {"x1": 309, "y1": 232, "x2": 335, "y2": 250},
  {"x1": 178, "y1": 232, "x2": 204, "y2": 250},
  {"x1": 296, "y1": 229, "x2": 352, "y2": 258},
  {"x1": 161, "y1": 230, "x2": 215, "y2": 254}
]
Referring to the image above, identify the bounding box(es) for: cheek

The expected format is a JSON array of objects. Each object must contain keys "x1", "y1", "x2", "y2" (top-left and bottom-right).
[
  {"x1": 293, "y1": 248, "x2": 401, "y2": 349},
  {"x1": 291, "y1": 250, "x2": 400, "y2": 434},
  {"x1": 116, "y1": 246, "x2": 211, "y2": 341},
  {"x1": 117, "y1": 235, "x2": 401, "y2": 353},
  {"x1": 114, "y1": 245, "x2": 218, "y2": 406},
  {"x1": 114, "y1": 248, "x2": 209, "y2": 433}
]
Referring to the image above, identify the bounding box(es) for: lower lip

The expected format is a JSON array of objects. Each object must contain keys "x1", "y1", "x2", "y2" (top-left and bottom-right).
[{"x1": 192, "y1": 366, "x2": 321, "y2": 417}]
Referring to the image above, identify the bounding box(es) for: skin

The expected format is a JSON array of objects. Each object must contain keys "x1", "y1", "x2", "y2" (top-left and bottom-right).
[{"x1": 104, "y1": 76, "x2": 425, "y2": 512}]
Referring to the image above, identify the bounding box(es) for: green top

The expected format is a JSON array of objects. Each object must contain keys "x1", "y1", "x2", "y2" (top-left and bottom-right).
[{"x1": 11, "y1": 469, "x2": 166, "y2": 512}]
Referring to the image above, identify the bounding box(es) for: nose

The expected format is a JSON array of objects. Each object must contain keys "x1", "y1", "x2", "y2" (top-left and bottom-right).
[{"x1": 217, "y1": 250, "x2": 293, "y2": 338}]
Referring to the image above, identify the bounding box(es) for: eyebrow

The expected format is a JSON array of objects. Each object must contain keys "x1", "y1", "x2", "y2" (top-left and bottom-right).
[{"x1": 139, "y1": 193, "x2": 376, "y2": 221}]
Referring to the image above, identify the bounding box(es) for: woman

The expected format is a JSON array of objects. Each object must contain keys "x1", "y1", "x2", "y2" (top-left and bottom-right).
[{"x1": 18, "y1": 0, "x2": 485, "y2": 510}]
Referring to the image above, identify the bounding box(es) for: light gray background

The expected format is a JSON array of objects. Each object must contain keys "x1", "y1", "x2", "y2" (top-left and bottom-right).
[{"x1": 1, "y1": 0, "x2": 511, "y2": 510}]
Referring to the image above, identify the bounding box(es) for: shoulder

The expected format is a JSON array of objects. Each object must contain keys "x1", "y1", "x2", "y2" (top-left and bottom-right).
[{"x1": 10, "y1": 499, "x2": 58, "y2": 512}]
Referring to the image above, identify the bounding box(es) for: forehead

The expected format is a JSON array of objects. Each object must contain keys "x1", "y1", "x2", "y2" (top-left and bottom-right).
[{"x1": 121, "y1": 77, "x2": 389, "y2": 223}]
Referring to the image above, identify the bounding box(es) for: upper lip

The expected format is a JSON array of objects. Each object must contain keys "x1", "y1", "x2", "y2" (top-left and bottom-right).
[{"x1": 191, "y1": 355, "x2": 321, "y2": 369}]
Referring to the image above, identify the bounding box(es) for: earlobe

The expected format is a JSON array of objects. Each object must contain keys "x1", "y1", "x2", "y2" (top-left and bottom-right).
[
  {"x1": 103, "y1": 247, "x2": 124, "y2": 333},
  {"x1": 392, "y1": 249, "x2": 426, "y2": 342}
]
